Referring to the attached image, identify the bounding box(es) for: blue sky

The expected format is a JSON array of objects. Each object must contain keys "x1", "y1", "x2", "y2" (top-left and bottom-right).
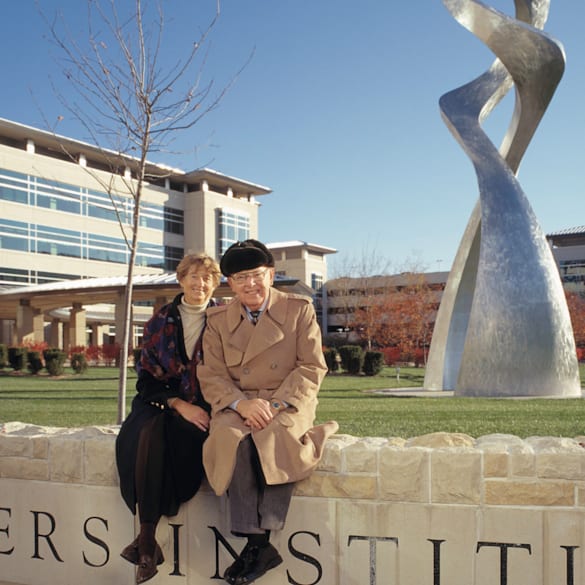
[{"x1": 1, "y1": 1, "x2": 583, "y2": 275}]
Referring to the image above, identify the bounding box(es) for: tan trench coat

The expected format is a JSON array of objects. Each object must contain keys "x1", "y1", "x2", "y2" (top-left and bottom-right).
[{"x1": 198, "y1": 287, "x2": 338, "y2": 496}]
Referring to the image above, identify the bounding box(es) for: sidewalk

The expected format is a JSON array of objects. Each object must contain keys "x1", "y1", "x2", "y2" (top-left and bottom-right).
[{"x1": 367, "y1": 387, "x2": 454, "y2": 397}]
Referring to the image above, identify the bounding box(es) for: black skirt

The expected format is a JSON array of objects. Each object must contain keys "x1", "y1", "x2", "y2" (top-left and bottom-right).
[{"x1": 116, "y1": 395, "x2": 208, "y2": 518}]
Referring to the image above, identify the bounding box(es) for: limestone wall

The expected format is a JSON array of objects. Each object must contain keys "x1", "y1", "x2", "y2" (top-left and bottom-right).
[{"x1": 1, "y1": 422, "x2": 585, "y2": 585}]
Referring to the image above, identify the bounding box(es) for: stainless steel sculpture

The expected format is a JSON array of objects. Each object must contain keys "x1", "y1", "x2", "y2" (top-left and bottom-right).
[{"x1": 424, "y1": 0, "x2": 581, "y2": 397}]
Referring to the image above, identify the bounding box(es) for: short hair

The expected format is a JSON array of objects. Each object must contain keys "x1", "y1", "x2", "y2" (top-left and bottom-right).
[{"x1": 176, "y1": 253, "x2": 221, "y2": 289}]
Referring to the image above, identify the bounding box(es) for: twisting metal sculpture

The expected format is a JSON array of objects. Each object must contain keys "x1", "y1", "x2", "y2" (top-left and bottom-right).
[{"x1": 424, "y1": 0, "x2": 581, "y2": 397}]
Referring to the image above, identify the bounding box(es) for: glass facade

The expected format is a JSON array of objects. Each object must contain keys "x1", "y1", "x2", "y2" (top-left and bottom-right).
[
  {"x1": 0, "y1": 168, "x2": 184, "y2": 277},
  {"x1": 0, "y1": 168, "x2": 184, "y2": 235},
  {"x1": 218, "y1": 209, "x2": 250, "y2": 255},
  {"x1": 0, "y1": 267, "x2": 79, "y2": 287},
  {"x1": 559, "y1": 259, "x2": 585, "y2": 285},
  {"x1": 311, "y1": 273, "x2": 324, "y2": 292},
  {"x1": 164, "y1": 206, "x2": 184, "y2": 235},
  {"x1": 0, "y1": 218, "x2": 168, "y2": 269}
]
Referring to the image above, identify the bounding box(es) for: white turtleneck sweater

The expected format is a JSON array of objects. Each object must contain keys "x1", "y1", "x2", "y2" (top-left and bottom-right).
[{"x1": 178, "y1": 298, "x2": 206, "y2": 358}]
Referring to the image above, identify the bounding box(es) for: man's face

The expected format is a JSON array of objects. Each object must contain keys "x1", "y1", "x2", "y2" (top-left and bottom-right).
[{"x1": 228, "y1": 266, "x2": 274, "y2": 311}]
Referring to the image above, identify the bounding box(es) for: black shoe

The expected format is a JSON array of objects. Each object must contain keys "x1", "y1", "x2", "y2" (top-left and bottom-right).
[
  {"x1": 121, "y1": 537, "x2": 164, "y2": 567},
  {"x1": 136, "y1": 552, "x2": 160, "y2": 584},
  {"x1": 121, "y1": 536, "x2": 140, "y2": 564},
  {"x1": 223, "y1": 543, "x2": 249, "y2": 584},
  {"x1": 233, "y1": 543, "x2": 282, "y2": 585}
]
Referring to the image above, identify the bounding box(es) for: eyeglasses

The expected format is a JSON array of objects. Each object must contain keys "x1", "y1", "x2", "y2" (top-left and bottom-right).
[{"x1": 231, "y1": 268, "x2": 269, "y2": 284}]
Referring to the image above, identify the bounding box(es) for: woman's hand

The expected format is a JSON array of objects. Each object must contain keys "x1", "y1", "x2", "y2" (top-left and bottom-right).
[
  {"x1": 172, "y1": 400, "x2": 210, "y2": 432},
  {"x1": 236, "y1": 398, "x2": 274, "y2": 430}
]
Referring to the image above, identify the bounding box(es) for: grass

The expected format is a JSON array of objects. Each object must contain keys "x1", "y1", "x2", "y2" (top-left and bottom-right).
[
  {"x1": 1, "y1": 366, "x2": 584, "y2": 439},
  {"x1": 316, "y1": 366, "x2": 585, "y2": 438}
]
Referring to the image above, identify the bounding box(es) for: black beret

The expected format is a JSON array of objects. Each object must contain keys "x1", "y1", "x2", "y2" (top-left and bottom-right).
[{"x1": 220, "y1": 239, "x2": 275, "y2": 277}]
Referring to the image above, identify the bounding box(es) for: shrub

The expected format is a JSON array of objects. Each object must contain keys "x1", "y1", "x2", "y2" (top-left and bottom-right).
[
  {"x1": 71, "y1": 352, "x2": 88, "y2": 374},
  {"x1": 22, "y1": 340, "x2": 48, "y2": 353},
  {"x1": 380, "y1": 346, "x2": 401, "y2": 366},
  {"x1": 44, "y1": 349, "x2": 67, "y2": 376},
  {"x1": 27, "y1": 350, "x2": 44, "y2": 375},
  {"x1": 322, "y1": 334, "x2": 350, "y2": 349},
  {"x1": 101, "y1": 343, "x2": 120, "y2": 366},
  {"x1": 338, "y1": 345, "x2": 364, "y2": 375},
  {"x1": 0, "y1": 343, "x2": 8, "y2": 368},
  {"x1": 86, "y1": 345, "x2": 102, "y2": 365},
  {"x1": 413, "y1": 348, "x2": 426, "y2": 367},
  {"x1": 8, "y1": 347, "x2": 26, "y2": 371},
  {"x1": 69, "y1": 345, "x2": 87, "y2": 358},
  {"x1": 323, "y1": 348, "x2": 340, "y2": 373},
  {"x1": 363, "y1": 351, "x2": 385, "y2": 376}
]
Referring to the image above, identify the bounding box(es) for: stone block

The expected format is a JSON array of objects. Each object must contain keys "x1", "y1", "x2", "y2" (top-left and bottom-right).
[
  {"x1": 0, "y1": 435, "x2": 33, "y2": 458},
  {"x1": 475, "y1": 434, "x2": 519, "y2": 477},
  {"x1": 294, "y1": 472, "x2": 376, "y2": 499},
  {"x1": 544, "y1": 510, "x2": 585, "y2": 585},
  {"x1": 336, "y1": 501, "x2": 401, "y2": 584},
  {"x1": 536, "y1": 452, "x2": 585, "y2": 481},
  {"x1": 316, "y1": 434, "x2": 358, "y2": 473},
  {"x1": 483, "y1": 452, "x2": 509, "y2": 477},
  {"x1": 408, "y1": 432, "x2": 475, "y2": 448},
  {"x1": 379, "y1": 447, "x2": 429, "y2": 502},
  {"x1": 84, "y1": 438, "x2": 118, "y2": 486},
  {"x1": 431, "y1": 450, "x2": 481, "y2": 504},
  {"x1": 577, "y1": 484, "x2": 585, "y2": 507},
  {"x1": 509, "y1": 443, "x2": 536, "y2": 477},
  {"x1": 425, "y1": 506, "x2": 478, "y2": 585},
  {"x1": 343, "y1": 437, "x2": 387, "y2": 473},
  {"x1": 32, "y1": 437, "x2": 49, "y2": 459},
  {"x1": 485, "y1": 479, "x2": 575, "y2": 506},
  {"x1": 49, "y1": 437, "x2": 83, "y2": 483},
  {"x1": 476, "y1": 507, "x2": 543, "y2": 585},
  {"x1": 0, "y1": 457, "x2": 49, "y2": 480}
]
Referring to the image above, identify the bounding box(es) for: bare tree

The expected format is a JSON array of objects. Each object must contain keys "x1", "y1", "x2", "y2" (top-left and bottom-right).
[
  {"x1": 328, "y1": 244, "x2": 393, "y2": 346},
  {"x1": 39, "y1": 0, "x2": 244, "y2": 423}
]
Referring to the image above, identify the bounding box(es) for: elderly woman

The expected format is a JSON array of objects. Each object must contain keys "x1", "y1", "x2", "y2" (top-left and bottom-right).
[
  {"x1": 198, "y1": 239, "x2": 338, "y2": 585},
  {"x1": 116, "y1": 253, "x2": 221, "y2": 584}
]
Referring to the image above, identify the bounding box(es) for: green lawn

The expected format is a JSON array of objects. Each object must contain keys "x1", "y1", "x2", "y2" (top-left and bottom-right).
[{"x1": 1, "y1": 366, "x2": 584, "y2": 439}]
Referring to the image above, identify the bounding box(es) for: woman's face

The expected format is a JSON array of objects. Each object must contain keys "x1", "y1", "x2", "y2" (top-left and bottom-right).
[{"x1": 179, "y1": 264, "x2": 215, "y2": 305}]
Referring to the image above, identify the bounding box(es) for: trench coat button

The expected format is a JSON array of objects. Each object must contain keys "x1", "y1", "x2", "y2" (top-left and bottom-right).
[
  {"x1": 270, "y1": 362, "x2": 278, "y2": 369},
  {"x1": 243, "y1": 367, "x2": 250, "y2": 374}
]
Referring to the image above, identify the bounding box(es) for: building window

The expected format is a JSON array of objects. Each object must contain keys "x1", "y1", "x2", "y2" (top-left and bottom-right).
[
  {"x1": 0, "y1": 170, "x2": 29, "y2": 204},
  {"x1": 0, "y1": 167, "x2": 171, "y2": 235},
  {"x1": 87, "y1": 233, "x2": 128, "y2": 264},
  {"x1": 0, "y1": 267, "x2": 31, "y2": 285},
  {"x1": 311, "y1": 273, "x2": 324, "y2": 292},
  {"x1": 164, "y1": 206, "x2": 184, "y2": 234},
  {"x1": 137, "y1": 241, "x2": 165, "y2": 269},
  {"x1": 218, "y1": 209, "x2": 250, "y2": 255},
  {"x1": 35, "y1": 177, "x2": 81, "y2": 214},
  {"x1": 0, "y1": 219, "x2": 30, "y2": 252},
  {"x1": 86, "y1": 189, "x2": 126, "y2": 223},
  {"x1": 164, "y1": 246, "x2": 184, "y2": 271},
  {"x1": 139, "y1": 201, "x2": 165, "y2": 231},
  {"x1": 36, "y1": 225, "x2": 82, "y2": 259}
]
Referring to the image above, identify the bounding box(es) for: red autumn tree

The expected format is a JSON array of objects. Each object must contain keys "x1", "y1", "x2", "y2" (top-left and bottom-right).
[{"x1": 566, "y1": 291, "x2": 585, "y2": 349}]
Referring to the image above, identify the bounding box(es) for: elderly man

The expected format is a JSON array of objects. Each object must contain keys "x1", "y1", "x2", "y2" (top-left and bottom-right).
[{"x1": 198, "y1": 239, "x2": 338, "y2": 585}]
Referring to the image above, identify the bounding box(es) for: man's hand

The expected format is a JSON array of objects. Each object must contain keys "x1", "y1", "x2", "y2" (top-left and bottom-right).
[{"x1": 236, "y1": 398, "x2": 274, "y2": 430}]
